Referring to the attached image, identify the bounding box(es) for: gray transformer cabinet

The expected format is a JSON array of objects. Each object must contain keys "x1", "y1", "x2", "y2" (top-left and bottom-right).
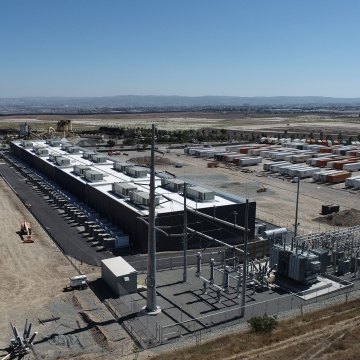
[{"x1": 101, "y1": 257, "x2": 137, "y2": 296}]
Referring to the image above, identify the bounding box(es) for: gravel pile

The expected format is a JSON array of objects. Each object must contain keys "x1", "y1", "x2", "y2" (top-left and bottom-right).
[{"x1": 314, "y1": 208, "x2": 360, "y2": 227}]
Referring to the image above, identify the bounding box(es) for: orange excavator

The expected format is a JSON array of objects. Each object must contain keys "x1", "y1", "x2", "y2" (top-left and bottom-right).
[{"x1": 20, "y1": 221, "x2": 34, "y2": 243}]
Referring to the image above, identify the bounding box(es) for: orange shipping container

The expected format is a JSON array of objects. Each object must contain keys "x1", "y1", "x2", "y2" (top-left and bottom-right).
[
  {"x1": 319, "y1": 148, "x2": 332, "y2": 153},
  {"x1": 239, "y1": 147, "x2": 251, "y2": 154},
  {"x1": 327, "y1": 172, "x2": 351, "y2": 183}
]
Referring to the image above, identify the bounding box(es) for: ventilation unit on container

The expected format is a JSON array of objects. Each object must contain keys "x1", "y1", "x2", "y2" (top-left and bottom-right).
[
  {"x1": 112, "y1": 182, "x2": 137, "y2": 197},
  {"x1": 67, "y1": 146, "x2": 80, "y2": 154},
  {"x1": 91, "y1": 154, "x2": 107, "y2": 163},
  {"x1": 113, "y1": 162, "x2": 134, "y2": 173},
  {"x1": 73, "y1": 165, "x2": 91, "y2": 176},
  {"x1": 126, "y1": 166, "x2": 149, "y2": 178},
  {"x1": 187, "y1": 186, "x2": 215, "y2": 202},
  {"x1": 56, "y1": 156, "x2": 71, "y2": 166},
  {"x1": 61, "y1": 143, "x2": 72, "y2": 151},
  {"x1": 49, "y1": 153, "x2": 63, "y2": 162},
  {"x1": 83, "y1": 151, "x2": 96, "y2": 159},
  {"x1": 21, "y1": 140, "x2": 33, "y2": 148},
  {"x1": 129, "y1": 190, "x2": 160, "y2": 206},
  {"x1": 161, "y1": 178, "x2": 184, "y2": 192},
  {"x1": 48, "y1": 140, "x2": 62, "y2": 147},
  {"x1": 33, "y1": 146, "x2": 49, "y2": 156},
  {"x1": 84, "y1": 170, "x2": 104, "y2": 182}
]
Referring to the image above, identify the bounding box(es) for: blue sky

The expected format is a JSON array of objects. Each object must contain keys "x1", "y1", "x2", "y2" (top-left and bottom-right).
[{"x1": 1, "y1": 0, "x2": 359, "y2": 98}]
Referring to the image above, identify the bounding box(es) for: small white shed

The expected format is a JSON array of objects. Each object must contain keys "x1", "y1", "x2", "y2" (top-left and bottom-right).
[{"x1": 101, "y1": 257, "x2": 137, "y2": 296}]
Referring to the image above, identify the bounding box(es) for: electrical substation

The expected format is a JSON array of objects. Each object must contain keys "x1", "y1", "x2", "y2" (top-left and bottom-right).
[{"x1": 2, "y1": 134, "x2": 360, "y2": 351}]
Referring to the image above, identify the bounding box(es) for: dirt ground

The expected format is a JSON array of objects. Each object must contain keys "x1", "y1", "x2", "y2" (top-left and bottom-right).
[
  {"x1": 1, "y1": 112, "x2": 359, "y2": 134},
  {"x1": 0, "y1": 167, "x2": 133, "y2": 360},
  {"x1": 134, "y1": 152, "x2": 360, "y2": 234},
  {"x1": 1, "y1": 114, "x2": 360, "y2": 359}
]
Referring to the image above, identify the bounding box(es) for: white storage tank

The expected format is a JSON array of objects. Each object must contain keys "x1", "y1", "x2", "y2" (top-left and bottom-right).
[
  {"x1": 101, "y1": 257, "x2": 137, "y2": 296},
  {"x1": 262, "y1": 227, "x2": 287, "y2": 242}
]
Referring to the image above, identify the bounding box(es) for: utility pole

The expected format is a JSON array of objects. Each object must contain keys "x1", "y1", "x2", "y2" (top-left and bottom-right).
[
  {"x1": 145, "y1": 124, "x2": 161, "y2": 314},
  {"x1": 294, "y1": 174, "x2": 300, "y2": 239},
  {"x1": 240, "y1": 198, "x2": 249, "y2": 317},
  {"x1": 183, "y1": 182, "x2": 188, "y2": 282}
]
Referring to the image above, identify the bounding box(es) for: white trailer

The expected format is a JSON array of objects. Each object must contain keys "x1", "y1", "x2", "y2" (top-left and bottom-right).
[
  {"x1": 296, "y1": 167, "x2": 322, "y2": 178},
  {"x1": 270, "y1": 162, "x2": 291, "y2": 173},
  {"x1": 313, "y1": 170, "x2": 339, "y2": 182},
  {"x1": 66, "y1": 275, "x2": 88, "y2": 290},
  {"x1": 343, "y1": 162, "x2": 360, "y2": 172},
  {"x1": 270, "y1": 151, "x2": 297, "y2": 160},
  {"x1": 238, "y1": 156, "x2": 262, "y2": 166},
  {"x1": 279, "y1": 165, "x2": 306, "y2": 176},
  {"x1": 345, "y1": 175, "x2": 360, "y2": 188}
]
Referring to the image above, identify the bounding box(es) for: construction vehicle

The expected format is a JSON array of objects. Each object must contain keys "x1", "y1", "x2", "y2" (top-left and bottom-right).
[
  {"x1": 64, "y1": 275, "x2": 88, "y2": 291},
  {"x1": 257, "y1": 186, "x2": 267, "y2": 193},
  {"x1": 20, "y1": 221, "x2": 33, "y2": 243}
]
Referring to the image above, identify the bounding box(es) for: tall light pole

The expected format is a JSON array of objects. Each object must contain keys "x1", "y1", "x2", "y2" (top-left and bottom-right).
[
  {"x1": 145, "y1": 124, "x2": 161, "y2": 314},
  {"x1": 294, "y1": 174, "x2": 300, "y2": 239},
  {"x1": 183, "y1": 182, "x2": 188, "y2": 282},
  {"x1": 240, "y1": 198, "x2": 249, "y2": 317}
]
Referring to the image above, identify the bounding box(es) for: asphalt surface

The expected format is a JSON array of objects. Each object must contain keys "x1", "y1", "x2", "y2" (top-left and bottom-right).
[{"x1": 0, "y1": 158, "x2": 111, "y2": 266}]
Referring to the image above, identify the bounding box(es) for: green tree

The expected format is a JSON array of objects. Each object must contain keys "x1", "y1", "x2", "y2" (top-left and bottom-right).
[{"x1": 107, "y1": 139, "x2": 116, "y2": 147}]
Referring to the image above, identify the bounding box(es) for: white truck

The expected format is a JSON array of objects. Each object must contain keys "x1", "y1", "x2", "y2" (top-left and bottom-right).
[{"x1": 65, "y1": 275, "x2": 88, "y2": 291}]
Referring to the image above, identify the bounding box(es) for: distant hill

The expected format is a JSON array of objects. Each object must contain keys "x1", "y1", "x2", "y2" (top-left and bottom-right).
[{"x1": 1, "y1": 95, "x2": 360, "y2": 110}]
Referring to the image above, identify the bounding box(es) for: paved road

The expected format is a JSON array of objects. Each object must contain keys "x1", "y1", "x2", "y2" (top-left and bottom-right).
[{"x1": 0, "y1": 161, "x2": 111, "y2": 266}]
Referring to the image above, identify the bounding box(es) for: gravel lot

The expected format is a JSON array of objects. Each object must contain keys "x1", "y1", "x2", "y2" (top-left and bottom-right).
[{"x1": 0, "y1": 161, "x2": 133, "y2": 360}]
